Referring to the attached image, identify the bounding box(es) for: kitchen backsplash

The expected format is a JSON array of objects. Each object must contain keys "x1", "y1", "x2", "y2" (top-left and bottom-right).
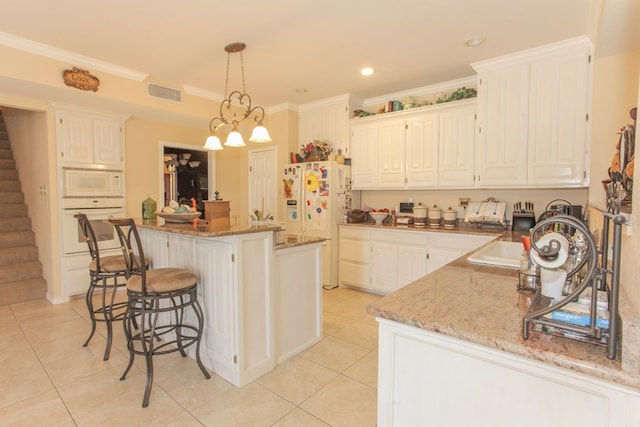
[{"x1": 359, "y1": 187, "x2": 589, "y2": 221}]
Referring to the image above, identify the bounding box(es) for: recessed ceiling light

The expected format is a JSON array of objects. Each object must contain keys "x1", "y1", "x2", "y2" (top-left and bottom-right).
[
  {"x1": 464, "y1": 37, "x2": 486, "y2": 47},
  {"x1": 360, "y1": 67, "x2": 375, "y2": 76},
  {"x1": 294, "y1": 88, "x2": 308, "y2": 93}
]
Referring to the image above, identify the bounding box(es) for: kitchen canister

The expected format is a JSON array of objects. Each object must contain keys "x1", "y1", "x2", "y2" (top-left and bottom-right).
[
  {"x1": 443, "y1": 207, "x2": 457, "y2": 229},
  {"x1": 428, "y1": 205, "x2": 442, "y2": 228},
  {"x1": 142, "y1": 195, "x2": 157, "y2": 220},
  {"x1": 413, "y1": 203, "x2": 427, "y2": 228}
]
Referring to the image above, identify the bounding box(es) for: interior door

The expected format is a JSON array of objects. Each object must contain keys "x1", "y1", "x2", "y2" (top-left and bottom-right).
[{"x1": 248, "y1": 147, "x2": 277, "y2": 221}]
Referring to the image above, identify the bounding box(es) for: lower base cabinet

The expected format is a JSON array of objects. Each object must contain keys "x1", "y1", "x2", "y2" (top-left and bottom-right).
[
  {"x1": 339, "y1": 226, "x2": 495, "y2": 294},
  {"x1": 376, "y1": 319, "x2": 640, "y2": 427}
]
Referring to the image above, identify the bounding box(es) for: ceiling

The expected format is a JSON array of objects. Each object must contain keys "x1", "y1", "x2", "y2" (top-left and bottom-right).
[{"x1": 0, "y1": 0, "x2": 638, "y2": 112}]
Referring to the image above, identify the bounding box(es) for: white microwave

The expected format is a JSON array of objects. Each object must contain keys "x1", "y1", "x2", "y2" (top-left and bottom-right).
[{"x1": 62, "y1": 168, "x2": 124, "y2": 198}]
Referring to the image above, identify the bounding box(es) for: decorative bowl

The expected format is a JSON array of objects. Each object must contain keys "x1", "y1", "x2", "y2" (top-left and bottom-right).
[
  {"x1": 156, "y1": 212, "x2": 200, "y2": 223},
  {"x1": 369, "y1": 212, "x2": 389, "y2": 225}
]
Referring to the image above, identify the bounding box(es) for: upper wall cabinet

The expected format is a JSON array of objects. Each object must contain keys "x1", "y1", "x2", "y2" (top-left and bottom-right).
[
  {"x1": 473, "y1": 36, "x2": 592, "y2": 188},
  {"x1": 55, "y1": 106, "x2": 128, "y2": 169},
  {"x1": 298, "y1": 94, "x2": 361, "y2": 157},
  {"x1": 350, "y1": 100, "x2": 476, "y2": 190}
]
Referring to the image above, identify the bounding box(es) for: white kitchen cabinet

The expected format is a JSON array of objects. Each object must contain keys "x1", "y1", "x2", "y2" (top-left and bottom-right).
[
  {"x1": 339, "y1": 226, "x2": 490, "y2": 294},
  {"x1": 299, "y1": 95, "x2": 359, "y2": 157},
  {"x1": 527, "y1": 48, "x2": 590, "y2": 186},
  {"x1": 405, "y1": 111, "x2": 439, "y2": 188},
  {"x1": 350, "y1": 100, "x2": 476, "y2": 190},
  {"x1": 426, "y1": 233, "x2": 493, "y2": 272},
  {"x1": 438, "y1": 103, "x2": 476, "y2": 187},
  {"x1": 338, "y1": 227, "x2": 371, "y2": 289},
  {"x1": 56, "y1": 107, "x2": 127, "y2": 169},
  {"x1": 377, "y1": 319, "x2": 640, "y2": 427},
  {"x1": 474, "y1": 64, "x2": 530, "y2": 187},
  {"x1": 138, "y1": 228, "x2": 274, "y2": 388},
  {"x1": 472, "y1": 37, "x2": 592, "y2": 188}
]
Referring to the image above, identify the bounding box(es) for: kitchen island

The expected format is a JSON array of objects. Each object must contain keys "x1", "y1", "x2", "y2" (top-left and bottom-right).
[
  {"x1": 136, "y1": 219, "x2": 324, "y2": 387},
  {"x1": 368, "y1": 246, "x2": 640, "y2": 426}
]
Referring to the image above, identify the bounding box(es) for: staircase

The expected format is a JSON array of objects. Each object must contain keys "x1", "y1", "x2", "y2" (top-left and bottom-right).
[{"x1": 0, "y1": 112, "x2": 47, "y2": 305}]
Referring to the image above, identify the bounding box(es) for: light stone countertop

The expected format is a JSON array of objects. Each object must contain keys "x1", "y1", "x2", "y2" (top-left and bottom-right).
[
  {"x1": 367, "y1": 245, "x2": 640, "y2": 392},
  {"x1": 273, "y1": 234, "x2": 325, "y2": 251},
  {"x1": 136, "y1": 218, "x2": 280, "y2": 237}
]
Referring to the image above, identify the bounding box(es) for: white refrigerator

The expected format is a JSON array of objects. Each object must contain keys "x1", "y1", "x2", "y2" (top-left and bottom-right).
[{"x1": 282, "y1": 161, "x2": 358, "y2": 287}]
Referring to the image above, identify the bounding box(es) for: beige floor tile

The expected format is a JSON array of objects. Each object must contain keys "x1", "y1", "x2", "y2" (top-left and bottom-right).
[
  {"x1": 165, "y1": 412, "x2": 209, "y2": 427},
  {"x1": 300, "y1": 335, "x2": 370, "y2": 373},
  {"x1": 257, "y1": 355, "x2": 338, "y2": 405},
  {"x1": 0, "y1": 390, "x2": 73, "y2": 427},
  {"x1": 325, "y1": 294, "x2": 381, "y2": 321},
  {"x1": 191, "y1": 382, "x2": 294, "y2": 427},
  {"x1": 43, "y1": 343, "x2": 128, "y2": 388},
  {"x1": 301, "y1": 375, "x2": 377, "y2": 427},
  {"x1": 0, "y1": 305, "x2": 15, "y2": 324},
  {"x1": 272, "y1": 408, "x2": 330, "y2": 426},
  {"x1": 343, "y1": 349, "x2": 378, "y2": 389},
  {"x1": 10, "y1": 299, "x2": 81, "y2": 327},
  {"x1": 59, "y1": 363, "x2": 188, "y2": 425},
  {"x1": 150, "y1": 353, "x2": 233, "y2": 411},
  {"x1": 331, "y1": 316, "x2": 379, "y2": 350},
  {"x1": 322, "y1": 311, "x2": 354, "y2": 336},
  {"x1": 0, "y1": 359, "x2": 55, "y2": 409}
]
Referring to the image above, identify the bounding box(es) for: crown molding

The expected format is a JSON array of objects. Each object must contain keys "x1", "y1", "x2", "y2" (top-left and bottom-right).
[{"x1": 0, "y1": 31, "x2": 149, "y2": 82}]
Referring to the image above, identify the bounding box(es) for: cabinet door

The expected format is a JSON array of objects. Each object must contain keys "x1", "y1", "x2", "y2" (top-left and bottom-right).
[
  {"x1": 406, "y1": 112, "x2": 439, "y2": 188},
  {"x1": 398, "y1": 244, "x2": 427, "y2": 287},
  {"x1": 377, "y1": 118, "x2": 406, "y2": 188},
  {"x1": 93, "y1": 119, "x2": 123, "y2": 167},
  {"x1": 196, "y1": 240, "x2": 237, "y2": 378},
  {"x1": 438, "y1": 103, "x2": 476, "y2": 187},
  {"x1": 59, "y1": 112, "x2": 94, "y2": 165},
  {"x1": 139, "y1": 229, "x2": 169, "y2": 268},
  {"x1": 323, "y1": 102, "x2": 349, "y2": 156},
  {"x1": 370, "y1": 241, "x2": 398, "y2": 293},
  {"x1": 476, "y1": 65, "x2": 530, "y2": 187},
  {"x1": 350, "y1": 123, "x2": 378, "y2": 189},
  {"x1": 527, "y1": 49, "x2": 590, "y2": 186},
  {"x1": 298, "y1": 108, "x2": 323, "y2": 148}
]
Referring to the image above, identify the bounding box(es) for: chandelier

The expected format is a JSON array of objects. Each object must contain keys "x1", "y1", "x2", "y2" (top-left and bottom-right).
[{"x1": 203, "y1": 42, "x2": 271, "y2": 150}]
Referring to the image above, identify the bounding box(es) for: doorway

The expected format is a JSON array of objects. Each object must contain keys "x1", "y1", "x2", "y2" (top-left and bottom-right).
[{"x1": 159, "y1": 141, "x2": 215, "y2": 213}]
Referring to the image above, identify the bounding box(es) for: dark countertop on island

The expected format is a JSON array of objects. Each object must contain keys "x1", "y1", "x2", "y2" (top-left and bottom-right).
[{"x1": 367, "y1": 236, "x2": 640, "y2": 392}]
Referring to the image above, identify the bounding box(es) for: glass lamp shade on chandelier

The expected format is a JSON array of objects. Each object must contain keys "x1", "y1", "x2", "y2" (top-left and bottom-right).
[{"x1": 203, "y1": 42, "x2": 271, "y2": 150}]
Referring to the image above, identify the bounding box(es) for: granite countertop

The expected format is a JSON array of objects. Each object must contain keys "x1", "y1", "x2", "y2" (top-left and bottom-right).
[
  {"x1": 340, "y1": 221, "x2": 506, "y2": 238},
  {"x1": 274, "y1": 234, "x2": 326, "y2": 251},
  {"x1": 367, "y1": 247, "x2": 640, "y2": 391},
  {"x1": 136, "y1": 218, "x2": 280, "y2": 237}
]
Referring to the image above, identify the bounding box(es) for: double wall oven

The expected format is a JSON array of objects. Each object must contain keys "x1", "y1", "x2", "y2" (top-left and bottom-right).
[{"x1": 60, "y1": 168, "x2": 126, "y2": 296}]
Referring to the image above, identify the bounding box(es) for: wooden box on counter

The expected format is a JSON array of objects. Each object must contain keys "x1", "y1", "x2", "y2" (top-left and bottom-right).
[{"x1": 204, "y1": 201, "x2": 230, "y2": 227}]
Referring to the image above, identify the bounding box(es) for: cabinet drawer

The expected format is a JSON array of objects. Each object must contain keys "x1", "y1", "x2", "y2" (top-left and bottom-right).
[
  {"x1": 339, "y1": 261, "x2": 369, "y2": 288},
  {"x1": 371, "y1": 229, "x2": 427, "y2": 246},
  {"x1": 340, "y1": 226, "x2": 370, "y2": 240}
]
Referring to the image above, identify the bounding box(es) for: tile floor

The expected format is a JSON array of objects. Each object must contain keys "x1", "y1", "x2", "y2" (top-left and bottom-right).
[{"x1": 0, "y1": 287, "x2": 382, "y2": 427}]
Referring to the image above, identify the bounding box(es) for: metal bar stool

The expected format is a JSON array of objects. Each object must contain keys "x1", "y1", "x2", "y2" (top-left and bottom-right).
[
  {"x1": 75, "y1": 213, "x2": 130, "y2": 361},
  {"x1": 109, "y1": 218, "x2": 210, "y2": 408}
]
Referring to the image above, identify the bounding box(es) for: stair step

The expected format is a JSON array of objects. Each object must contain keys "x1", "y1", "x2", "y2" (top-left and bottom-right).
[
  {"x1": 0, "y1": 204, "x2": 28, "y2": 218},
  {"x1": 0, "y1": 149, "x2": 13, "y2": 160},
  {"x1": 0, "y1": 140, "x2": 10, "y2": 150},
  {"x1": 0, "y1": 231, "x2": 35, "y2": 248},
  {"x1": 0, "y1": 158, "x2": 16, "y2": 170},
  {"x1": 0, "y1": 191, "x2": 23, "y2": 204},
  {"x1": 0, "y1": 217, "x2": 31, "y2": 232},
  {"x1": 0, "y1": 246, "x2": 39, "y2": 266},
  {"x1": 0, "y1": 169, "x2": 18, "y2": 180},
  {"x1": 0, "y1": 277, "x2": 47, "y2": 305},
  {"x1": 0, "y1": 260, "x2": 42, "y2": 283},
  {"x1": 0, "y1": 180, "x2": 21, "y2": 192}
]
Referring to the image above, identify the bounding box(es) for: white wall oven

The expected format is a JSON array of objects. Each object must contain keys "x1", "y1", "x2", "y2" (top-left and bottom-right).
[{"x1": 61, "y1": 197, "x2": 126, "y2": 296}]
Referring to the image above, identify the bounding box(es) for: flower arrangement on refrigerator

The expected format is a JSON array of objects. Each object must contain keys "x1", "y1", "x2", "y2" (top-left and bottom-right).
[{"x1": 300, "y1": 140, "x2": 331, "y2": 161}]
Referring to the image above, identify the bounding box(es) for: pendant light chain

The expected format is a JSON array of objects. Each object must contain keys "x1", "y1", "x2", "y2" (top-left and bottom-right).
[
  {"x1": 224, "y1": 51, "x2": 231, "y2": 99},
  {"x1": 240, "y1": 50, "x2": 246, "y2": 95}
]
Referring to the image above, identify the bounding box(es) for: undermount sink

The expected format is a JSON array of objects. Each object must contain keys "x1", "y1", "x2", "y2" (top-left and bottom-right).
[{"x1": 467, "y1": 241, "x2": 522, "y2": 269}]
